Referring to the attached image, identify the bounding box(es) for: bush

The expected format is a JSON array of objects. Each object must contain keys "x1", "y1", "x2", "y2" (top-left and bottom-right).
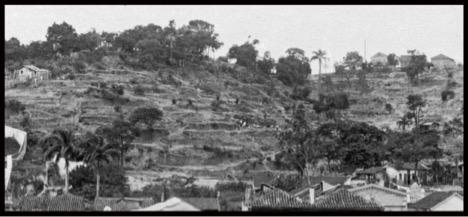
[
  {"x1": 290, "y1": 86, "x2": 312, "y2": 100},
  {"x1": 111, "y1": 84, "x2": 124, "y2": 95},
  {"x1": 69, "y1": 164, "x2": 130, "y2": 200},
  {"x1": 385, "y1": 103, "x2": 393, "y2": 114},
  {"x1": 441, "y1": 90, "x2": 455, "y2": 102},
  {"x1": 215, "y1": 182, "x2": 249, "y2": 192},
  {"x1": 5, "y1": 99, "x2": 26, "y2": 115},
  {"x1": 73, "y1": 60, "x2": 87, "y2": 73},
  {"x1": 134, "y1": 85, "x2": 145, "y2": 96}
]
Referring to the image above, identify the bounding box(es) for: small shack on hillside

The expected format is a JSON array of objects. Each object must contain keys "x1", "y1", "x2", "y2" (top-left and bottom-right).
[{"x1": 13, "y1": 65, "x2": 51, "y2": 82}]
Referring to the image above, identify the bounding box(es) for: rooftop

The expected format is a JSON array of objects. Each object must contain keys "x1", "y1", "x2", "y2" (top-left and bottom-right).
[
  {"x1": 181, "y1": 197, "x2": 219, "y2": 211},
  {"x1": 408, "y1": 192, "x2": 462, "y2": 210}
]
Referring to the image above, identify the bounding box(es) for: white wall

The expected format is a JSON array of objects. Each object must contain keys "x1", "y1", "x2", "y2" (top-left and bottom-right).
[{"x1": 432, "y1": 195, "x2": 464, "y2": 211}]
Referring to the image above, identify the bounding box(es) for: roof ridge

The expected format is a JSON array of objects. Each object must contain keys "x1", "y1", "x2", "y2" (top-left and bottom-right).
[{"x1": 349, "y1": 184, "x2": 407, "y2": 196}]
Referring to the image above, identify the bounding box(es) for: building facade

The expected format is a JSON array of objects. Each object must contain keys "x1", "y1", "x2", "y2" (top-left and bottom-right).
[{"x1": 431, "y1": 54, "x2": 456, "y2": 70}]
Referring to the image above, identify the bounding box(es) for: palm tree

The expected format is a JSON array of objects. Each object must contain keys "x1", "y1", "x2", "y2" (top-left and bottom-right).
[
  {"x1": 397, "y1": 115, "x2": 413, "y2": 131},
  {"x1": 79, "y1": 132, "x2": 118, "y2": 199},
  {"x1": 40, "y1": 128, "x2": 79, "y2": 193},
  {"x1": 311, "y1": 49, "x2": 328, "y2": 94}
]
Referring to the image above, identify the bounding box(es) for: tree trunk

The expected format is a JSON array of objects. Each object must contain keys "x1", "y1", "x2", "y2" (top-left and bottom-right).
[
  {"x1": 44, "y1": 162, "x2": 49, "y2": 187},
  {"x1": 96, "y1": 163, "x2": 100, "y2": 199},
  {"x1": 64, "y1": 163, "x2": 69, "y2": 193},
  {"x1": 318, "y1": 59, "x2": 322, "y2": 95}
]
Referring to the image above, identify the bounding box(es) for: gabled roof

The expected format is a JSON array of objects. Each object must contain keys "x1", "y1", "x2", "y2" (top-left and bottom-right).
[
  {"x1": 247, "y1": 188, "x2": 311, "y2": 208},
  {"x1": 137, "y1": 197, "x2": 200, "y2": 211},
  {"x1": 408, "y1": 192, "x2": 462, "y2": 210},
  {"x1": 289, "y1": 176, "x2": 351, "y2": 195},
  {"x1": 23, "y1": 65, "x2": 50, "y2": 73},
  {"x1": 181, "y1": 197, "x2": 219, "y2": 211},
  {"x1": 348, "y1": 184, "x2": 407, "y2": 197},
  {"x1": 94, "y1": 197, "x2": 154, "y2": 211},
  {"x1": 313, "y1": 189, "x2": 383, "y2": 210},
  {"x1": 431, "y1": 54, "x2": 454, "y2": 61}
]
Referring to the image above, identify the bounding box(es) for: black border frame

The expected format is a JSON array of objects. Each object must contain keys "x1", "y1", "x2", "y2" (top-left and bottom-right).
[{"x1": 2, "y1": 2, "x2": 466, "y2": 216}]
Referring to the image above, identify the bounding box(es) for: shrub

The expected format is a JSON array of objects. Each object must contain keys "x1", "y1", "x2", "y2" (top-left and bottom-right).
[
  {"x1": 129, "y1": 107, "x2": 163, "y2": 129},
  {"x1": 5, "y1": 99, "x2": 26, "y2": 115},
  {"x1": 290, "y1": 86, "x2": 312, "y2": 100},
  {"x1": 111, "y1": 84, "x2": 124, "y2": 95},
  {"x1": 134, "y1": 85, "x2": 145, "y2": 96},
  {"x1": 215, "y1": 182, "x2": 249, "y2": 192},
  {"x1": 73, "y1": 60, "x2": 87, "y2": 73},
  {"x1": 129, "y1": 78, "x2": 138, "y2": 84},
  {"x1": 69, "y1": 164, "x2": 130, "y2": 200},
  {"x1": 441, "y1": 90, "x2": 455, "y2": 102},
  {"x1": 384, "y1": 103, "x2": 393, "y2": 114},
  {"x1": 211, "y1": 100, "x2": 223, "y2": 111},
  {"x1": 114, "y1": 105, "x2": 121, "y2": 113}
]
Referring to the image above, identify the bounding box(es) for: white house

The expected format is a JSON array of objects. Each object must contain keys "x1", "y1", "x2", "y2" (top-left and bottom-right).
[
  {"x1": 14, "y1": 65, "x2": 51, "y2": 82},
  {"x1": 408, "y1": 192, "x2": 463, "y2": 211},
  {"x1": 136, "y1": 197, "x2": 200, "y2": 211},
  {"x1": 348, "y1": 184, "x2": 409, "y2": 211}
]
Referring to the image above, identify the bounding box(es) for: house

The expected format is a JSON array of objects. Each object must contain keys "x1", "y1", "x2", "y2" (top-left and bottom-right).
[
  {"x1": 348, "y1": 184, "x2": 408, "y2": 211},
  {"x1": 371, "y1": 52, "x2": 388, "y2": 66},
  {"x1": 243, "y1": 186, "x2": 382, "y2": 211},
  {"x1": 288, "y1": 176, "x2": 352, "y2": 201},
  {"x1": 13, "y1": 65, "x2": 51, "y2": 82},
  {"x1": 390, "y1": 163, "x2": 430, "y2": 185},
  {"x1": 408, "y1": 192, "x2": 463, "y2": 211},
  {"x1": 431, "y1": 54, "x2": 456, "y2": 70},
  {"x1": 136, "y1": 197, "x2": 200, "y2": 211},
  {"x1": 94, "y1": 197, "x2": 154, "y2": 211},
  {"x1": 18, "y1": 193, "x2": 85, "y2": 211}
]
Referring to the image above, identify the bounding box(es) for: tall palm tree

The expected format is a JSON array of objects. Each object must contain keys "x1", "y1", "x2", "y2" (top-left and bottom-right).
[
  {"x1": 311, "y1": 49, "x2": 328, "y2": 94},
  {"x1": 79, "y1": 132, "x2": 118, "y2": 199},
  {"x1": 40, "y1": 128, "x2": 79, "y2": 193}
]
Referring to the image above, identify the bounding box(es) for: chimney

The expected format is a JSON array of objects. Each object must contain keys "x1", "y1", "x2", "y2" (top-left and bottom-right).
[{"x1": 309, "y1": 187, "x2": 315, "y2": 204}]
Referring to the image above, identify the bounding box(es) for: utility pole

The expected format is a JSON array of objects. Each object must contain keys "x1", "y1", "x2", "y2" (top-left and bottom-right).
[{"x1": 364, "y1": 39, "x2": 367, "y2": 62}]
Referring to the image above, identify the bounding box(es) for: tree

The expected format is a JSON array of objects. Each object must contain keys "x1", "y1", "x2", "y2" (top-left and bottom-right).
[
  {"x1": 404, "y1": 50, "x2": 429, "y2": 85},
  {"x1": 46, "y1": 22, "x2": 79, "y2": 55},
  {"x1": 257, "y1": 51, "x2": 275, "y2": 74},
  {"x1": 310, "y1": 49, "x2": 327, "y2": 94},
  {"x1": 387, "y1": 53, "x2": 398, "y2": 68},
  {"x1": 40, "y1": 128, "x2": 80, "y2": 192},
  {"x1": 343, "y1": 51, "x2": 363, "y2": 71},
  {"x1": 227, "y1": 41, "x2": 259, "y2": 70},
  {"x1": 96, "y1": 119, "x2": 136, "y2": 166},
  {"x1": 78, "y1": 132, "x2": 118, "y2": 199},
  {"x1": 277, "y1": 104, "x2": 321, "y2": 183},
  {"x1": 406, "y1": 94, "x2": 426, "y2": 128},
  {"x1": 276, "y1": 48, "x2": 311, "y2": 86},
  {"x1": 397, "y1": 114, "x2": 413, "y2": 131},
  {"x1": 392, "y1": 128, "x2": 442, "y2": 183},
  {"x1": 77, "y1": 29, "x2": 102, "y2": 51},
  {"x1": 384, "y1": 103, "x2": 393, "y2": 114},
  {"x1": 129, "y1": 107, "x2": 163, "y2": 129},
  {"x1": 69, "y1": 164, "x2": 129, "y2": 200}
]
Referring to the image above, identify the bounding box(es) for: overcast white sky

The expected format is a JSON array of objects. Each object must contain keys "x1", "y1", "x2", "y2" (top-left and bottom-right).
[{"x1": 5, "y1": 5, "x2": 464, "y2": 73}]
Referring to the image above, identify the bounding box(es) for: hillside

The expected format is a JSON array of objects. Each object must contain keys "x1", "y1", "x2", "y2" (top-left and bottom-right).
[{"x1": 5, "y1": 58, "x2": 464, "y2": 190}]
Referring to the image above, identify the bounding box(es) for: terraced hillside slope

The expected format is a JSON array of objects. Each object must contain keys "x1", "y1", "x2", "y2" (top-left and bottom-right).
[{"x1": 5, "y1": 59, "x2": 463, "y2": 190}]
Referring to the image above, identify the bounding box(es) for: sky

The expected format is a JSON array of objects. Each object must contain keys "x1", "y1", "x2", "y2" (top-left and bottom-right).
[{"x1": 5, "y1": 5, "x2": 464, "y2": 73}]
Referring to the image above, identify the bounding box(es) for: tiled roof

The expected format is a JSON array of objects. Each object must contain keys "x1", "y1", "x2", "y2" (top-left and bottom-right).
[
  {"x1": 248, "y1": 187, "x2": 381, "y2": 210},
  {"x1": 181, "y1": 197, "x2": 219, "y2": 211},
  {"x1": 247, "y1": 188, "x2": 311, "y2": 208},
  {"x1": 313, "y1": 189, "x2": 383, "y2": 210},
  {"x1": 348, "y1": 184, "x2": 407, "y2": 197},
  {"x1": 408, "y1": 192, "x2": 461, "y2": 210},
  {"x1": 289, "y1": 176, "x2": 351, "y2": 196},
  {"x1": 431, "y1": 54, "x2": 454, "y2": 61},
  {"x1": 94, "y1": 197, "x2": 154, "y2": 211},
  {"x1": 18, "y1": 193, "x2": 85, "y2": 211},
  {"x1": 24, "y1": 65, "x2": 49, "y2": 72}
]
